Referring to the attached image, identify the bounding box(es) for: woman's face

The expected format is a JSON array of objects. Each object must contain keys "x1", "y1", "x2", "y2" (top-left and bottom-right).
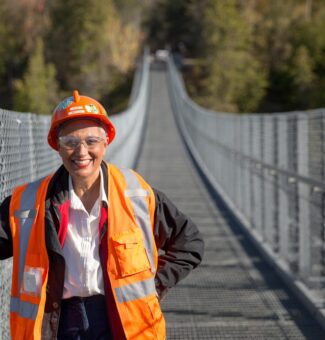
[{"x1": 57, "y1": 119, "x2": 108, "y2": 185}]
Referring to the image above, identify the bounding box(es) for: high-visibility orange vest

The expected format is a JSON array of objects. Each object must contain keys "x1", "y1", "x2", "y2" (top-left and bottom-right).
[{"x1": 9, "y1": 163, "x2": 166, "y2": 339}]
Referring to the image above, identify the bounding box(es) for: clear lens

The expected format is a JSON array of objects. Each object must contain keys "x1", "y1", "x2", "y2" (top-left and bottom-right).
[
  {"x1": 59, "y1": 136, "x2": 104, "y2": 150},
  {"x1": 85, "y1": 137, "x2": 103, "y2": 146}
]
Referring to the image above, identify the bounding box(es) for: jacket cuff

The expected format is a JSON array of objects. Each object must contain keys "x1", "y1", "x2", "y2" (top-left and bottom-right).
[{"x1": 154, "y1": 277, "x2": 168, "y2": 301}]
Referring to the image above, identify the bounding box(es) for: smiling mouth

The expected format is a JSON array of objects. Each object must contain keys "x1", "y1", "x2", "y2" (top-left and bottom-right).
[{"x1": 72, "y1": 159, "x2": 92, "y2": 168}]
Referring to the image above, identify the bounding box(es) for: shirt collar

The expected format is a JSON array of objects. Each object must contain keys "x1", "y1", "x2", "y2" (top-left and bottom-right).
[{"x1": 69, "y1": 168, "x2": 108, "y2": 210}]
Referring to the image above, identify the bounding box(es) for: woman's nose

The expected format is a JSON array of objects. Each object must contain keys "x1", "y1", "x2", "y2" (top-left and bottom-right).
[{"x1": 75, "y1": 141, "x2": 89, "y2": 154}]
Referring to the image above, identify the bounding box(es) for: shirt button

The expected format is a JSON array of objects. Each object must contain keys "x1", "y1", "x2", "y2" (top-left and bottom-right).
[{"x1": 52, "y1": 302, "x2": 59, "y2": 309}]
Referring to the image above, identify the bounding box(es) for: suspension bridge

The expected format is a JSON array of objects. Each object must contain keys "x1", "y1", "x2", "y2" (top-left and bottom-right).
[{"x1": 1, "y1": 52, "x2": 325, "y2": 339}]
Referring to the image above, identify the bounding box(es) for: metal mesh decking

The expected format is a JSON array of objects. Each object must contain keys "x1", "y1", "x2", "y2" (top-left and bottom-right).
[{"x1": 136, "y1": 63, "x2": 324, "y2": 339}]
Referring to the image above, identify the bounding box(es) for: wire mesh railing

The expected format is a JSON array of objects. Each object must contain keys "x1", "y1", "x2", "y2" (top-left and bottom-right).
[
  {"x1": 167, "y1": 55, "x2": 325, "y2": 325},
  {"x1": 0, "y1": 51, "x2": 150, "y2": 339},
  {"x1": 105, "y1": 50, "x2": 150, "y2": 168}
]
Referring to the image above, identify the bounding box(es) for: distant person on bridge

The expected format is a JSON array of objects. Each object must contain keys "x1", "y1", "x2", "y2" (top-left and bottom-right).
[{"x1": 0, "y1": 90, "x2": 204, "y2": 339}]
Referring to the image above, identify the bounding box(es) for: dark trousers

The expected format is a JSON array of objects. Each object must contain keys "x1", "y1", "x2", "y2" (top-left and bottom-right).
[{"x1": 57, "y1": 295, "x2": 113, "y2": 340}]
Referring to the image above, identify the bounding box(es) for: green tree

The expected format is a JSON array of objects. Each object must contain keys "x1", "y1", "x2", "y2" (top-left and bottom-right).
[
  {"x1": 143, "y1": 0, "x2": 201, "y2": 55},
  {"x1": 289, "y1": 45, "x2": 315, "y2": 108},
  {"x1": 0, "y1": 1, "x2": 8, "y2": 78},
  {"x1": 13, "y1": 39, "x2": 60, "y2": 114},
  {"x1": 200, "y1": 0, "x2": 267, "y2": 112},
  {"x1": 47, "y1": 0, "x2": 142, "y2": 102},
  {"x1": 47, "y1": 0, "x2": 112, "y2": 97},
  {"x1": 291, "y1": 4, "x2": 325, "y2": 108},
  {"x1": 0, "y1": 0, "x2": 50, "y2": 109},
  {"x1": 0, "y1": 0, "x2": 145, "y2": 112}
]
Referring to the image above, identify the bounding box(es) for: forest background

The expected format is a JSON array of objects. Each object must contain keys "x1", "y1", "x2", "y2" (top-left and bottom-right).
[{"x1": 0, "y1": 0, "x2": 324, "y2": 115}]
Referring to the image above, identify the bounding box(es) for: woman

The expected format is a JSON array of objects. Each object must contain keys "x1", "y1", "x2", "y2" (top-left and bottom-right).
[{"x1": 0, "y1": 90, "x2": 204, "y2": 339}]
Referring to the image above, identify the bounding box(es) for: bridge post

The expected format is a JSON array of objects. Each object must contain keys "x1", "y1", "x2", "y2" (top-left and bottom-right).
[
  {"x1": 242, "y1": 117, "x2": 251, "y2": 224},
  {"x1": 297, "y1": 114, "x2": 311, "y2": 282},
  {"x1": 251, "y1": 117, "x2": 264, "y2": 238},
  {"x1": 278, "y1": 116, "x2": 291, "y2": 264},
  {"x1": 264, "y1": 115, "x2": 278, "y2": 252}
]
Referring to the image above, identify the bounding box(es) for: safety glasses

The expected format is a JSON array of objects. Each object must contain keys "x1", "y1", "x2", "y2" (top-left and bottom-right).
[{"x1": 58, "y1": 136, "x2": 105, "y2": 150}]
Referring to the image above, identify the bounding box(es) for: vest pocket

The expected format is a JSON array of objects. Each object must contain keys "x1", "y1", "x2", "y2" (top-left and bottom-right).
[{"x1": 112, "y1": 229, "x2": 151, "y2": 277}]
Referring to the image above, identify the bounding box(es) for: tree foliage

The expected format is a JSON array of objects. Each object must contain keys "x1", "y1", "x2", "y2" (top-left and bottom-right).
[
  {"x1": 13, "y1": 39, "x2": 60, "y2": 114},
  {"x1": 0, "y1": 0, "x2": 144, "y2": 114},
  {"x1": 0, "y1": 0, "x2": 324, "y2": 114},
  {"x1": 200, "y1": 0, "x2": 267, "y2": 112},
  {"x1": 143, "y1": 0, "x2": 201, "y2": 54},
  {"x1": 0, "y1": 0, "x2": 50, "y2": 108},
  {"x1": 145, "y1": 0, "x2": 325, "y2": 113},
  {"x1": 47, "y1": 0, "x2": 115, "y2": 98}
]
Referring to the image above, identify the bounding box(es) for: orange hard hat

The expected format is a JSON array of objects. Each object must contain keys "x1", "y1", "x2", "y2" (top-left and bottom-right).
[{"x1": 47, "y1": 90, "x2": 116, "y2": 150}]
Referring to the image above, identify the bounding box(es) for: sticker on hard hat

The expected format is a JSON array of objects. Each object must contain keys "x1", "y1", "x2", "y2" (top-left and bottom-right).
[
  {"x1": 85, "y1": 104, "x2": 99, "y2": 114},
  {"x1": 55, "y1": 97, "x2": 74, "y2": 112},
  {"x1": 68, "y1": 106, "x2": 85, "y2": 114},
  {"x1": 68, "y1": 109, "x2": 86, "y2": 114}
]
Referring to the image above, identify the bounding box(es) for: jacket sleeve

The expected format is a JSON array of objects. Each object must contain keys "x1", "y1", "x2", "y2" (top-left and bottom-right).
[
  {"x1": 0, "y1": 196, "x2": 13, "y2": 260},
  {"x1": 153, "y1": 189, "x2": 204, "y2": 299}
]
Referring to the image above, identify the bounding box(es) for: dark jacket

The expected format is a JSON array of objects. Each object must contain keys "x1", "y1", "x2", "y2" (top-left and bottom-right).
[{"x1": 0, "y1": 162, "x2": 204, "y2": 338}]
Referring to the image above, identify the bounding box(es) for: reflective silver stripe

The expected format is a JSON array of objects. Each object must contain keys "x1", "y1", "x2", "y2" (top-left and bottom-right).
[
  {"x1": 124, "y1": 188, "x2": 149, "y2": 198},
  {"x1": 10, "y1": 296, "x2": 38, "y2": 320},
  {"x1": 14, "y1": 209, "x2": 36, "y2": 219},
  {"x1": 120, "y1": 168, "x2": 155, "y2": 273},
  {"x1": 16, "y1": 178, "x2": 43, "y2": 290},
  {"x1": 115, "y1": 278, "x2": 156, "y2": 303}
]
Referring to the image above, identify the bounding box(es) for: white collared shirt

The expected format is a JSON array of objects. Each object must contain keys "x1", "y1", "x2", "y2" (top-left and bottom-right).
[{"x1": 62, "y1": 169, "x2": 107, "y2": 298}]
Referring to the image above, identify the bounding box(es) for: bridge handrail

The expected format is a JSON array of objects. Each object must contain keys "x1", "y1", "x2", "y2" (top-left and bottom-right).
[
  {"x1": 167, "y1": 56, "x2": 325, "y2": 327},
  {"x1": 0, "y1": 51, "x2": 150, "y2": 340},
  {"x1": 105, "y1": 49, "x2": 150, "y2": 168}
]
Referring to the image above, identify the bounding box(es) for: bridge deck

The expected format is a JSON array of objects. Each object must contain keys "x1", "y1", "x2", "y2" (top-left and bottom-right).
[{"x1": 136, "y1": 64, "x2": 324, "y2": 339}]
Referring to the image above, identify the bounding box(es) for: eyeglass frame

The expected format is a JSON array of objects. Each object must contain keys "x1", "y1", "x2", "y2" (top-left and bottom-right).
[{"x1": 58, "y1": 135, "x2": 106, "y2": 150}]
